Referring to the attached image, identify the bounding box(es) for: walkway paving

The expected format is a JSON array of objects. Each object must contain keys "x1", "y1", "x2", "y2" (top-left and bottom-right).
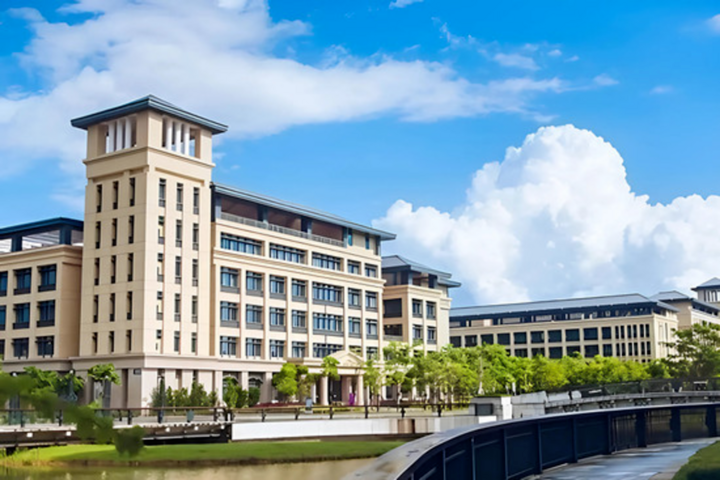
[{"x1": 533, "y1": 439, "x2": 715, "y2": 480}]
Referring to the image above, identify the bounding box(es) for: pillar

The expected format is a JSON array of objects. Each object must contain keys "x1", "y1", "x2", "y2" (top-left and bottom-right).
[
  {"x1": 261, "y1": 372, "x2": 273, "y2": 404},
  {"x1": 356, "y1": 375, "x2": 365, "y2": 406},
  {"x1": 239, "y1": 371, "x2": 249, "y2": 390},
  {"x1": 341, "y1": 376, "x2": 352, "y2": 404},
  {"x1": 319, "y1": 376, "x2": 329, "y2": 406}
]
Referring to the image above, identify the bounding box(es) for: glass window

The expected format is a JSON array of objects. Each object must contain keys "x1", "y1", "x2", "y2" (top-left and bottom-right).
[
  {"x1": 312, "y1": 253, "x2": 342, "y2": 271},
  {"x1": 348, "y1": 289, "x2": 361, "y2": 307},
  {"x1": 366, "y1": 319, "x2": 378, "y2": 337},
  {"x1": 566, "y1": 345, "x2": 581, "y2": 356},
  {"x1": 246, "y1": 338, "x2": 262, "y2": 357},
  {"x1": 220, "y1": 267, "x2": 239, "y2": 288},
  {"x1": 291, "y1": 341, "x2": 306, "y2": 358},
  {"x1": 450, "y1": 336, "x2": 461, "y2": 348},
  {"x1": 514, "y1": 332, "x2": 527, "y2": 344},
  {"x1": 0, "y1": 272, "x2": 7, "y2": 295},
  {"x1": 270, "y1": 340, "x2": 285, "y2": 358},
  {"x1": 221, "y1": 233, "x2": 262, "y2": 255},
  {"x1": 12, "y1": 338, "x2": 29, "y2": 359},
  {"x1": 412, "y1": 300, "x2": 423, "y2": 317},
  {"x1": 548, "y1": 330, "x2": 562, "y2": 343},
  {"x1": 313, "y1": 343, "x2": 342, "y2": 358},
  {"x1": 313, "y1": 313, "x2": 343, "y2": 333},
  {"x1": 270, "y1": 276, "x2": 286, "y2": 295},
  {"x1": 292, "y1": 310, "x2": 306, "y2": 328},
  {"x1": 173, "y1": 331, "x2": 180, "y2": 352},
  {"x1": 246, "y1": 305, "x2": 262, "y2": 324},
  {"x1": 531, "y1": 331, "x2": 544, "y2": 343},
  {"x1": 270, "y1": 244, "x2": 306, "y2": 263},
  {"x1": 158, "y1": 179, "x2": 166, "y2": 206},
  {"x1": 412, "y1": 325, "x2": 423, "y2": 340},
  {"x1": 365, "y1": 292, "x2": 378, "y2": 310},
  {"x1": 566, "y1": 329, "x2": 580, "y2": 342},
  {"x1": 480, "y1": 334, "x2": 493, "y2": 345},
  {"x1": 313, "y1": 283, "x2": 343, "y2": 304},
  {"x1": 13, "y1": 303, "x2": 30, "y2": 328},
  {"x1": 348, "y1": 261, "x2": 360, "y2": 275},
  {"x1": 602, "y1": 327, "x2": 612, "y2": 340},
  {"x1": 246, "y1": 272, "x2": 263, "y2": 292},
  {"x1": 270, "y1": 307, "x2": 285, "y2": 326},
  {"x1": 426, "y1": 302, "x2": 436, "y2": 319},
  {"x1": 427, "y1": 327, "x2": 436, "y2": 342},
  {"x1": 365, "y1": 265, "x2": 378, "y2": 278},
  {"x1": 220, "y1": 302, "x2": 238, "y2": 322},
  {"x1": 220, "y1": 336, "x2": 237, "y2": 356},
  {"x1": 37, "y1": 336, "x2": 53, "y2": 357},
  {"x1": 497, "y1": 333, "x2": 511, "y2": 345},
  {"x1": 349, "y1": 317, "x2": 361, "y2": 334},
  {"x1": 515, "y1": 348, "x2": 528, "y2": 358},
  {"x1": 0, "y1": 306, "x2": 6, "y2": 330},
  {"x1": 38, "y1": 300, "x2": 55, "y2": 326},
  {"x1": 465, "y1": 335, "x2": 478, "y2": 347},
  {"x1": 549, "y1": 347, "x2": 563, "y2": 359},
  {"x1": 584, "y1": 327, "x2": 598, "y2": 341},
  {"x1": 292, "y1": 280, "x2": 307, "y2": 298},
  {"x1": 39, "y1": 265, "x2": 57, "y2": 291},
  {"x1": 15, "y1": 269, "x2": 31, "y2": 293}
]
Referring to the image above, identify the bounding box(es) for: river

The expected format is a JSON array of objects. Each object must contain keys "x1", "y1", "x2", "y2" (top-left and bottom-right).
[{"x1": 1, "y1": 458, "x2": 370, "y2": 480}]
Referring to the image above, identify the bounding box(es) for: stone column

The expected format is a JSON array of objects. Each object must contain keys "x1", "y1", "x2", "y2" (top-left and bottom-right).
[
  {"x1": 319, "y1": 376, "x2": 329, "y2": 406},
  {"x1": 356, "y1": 375, "x2": 365, "y2": 406},
  {"x1": 341, "y1": 376, "x2": 351, "y2": 404},
  {"x1": 261, "y1": 372, "x2": 273, "y2": 404},
  {"x1": 239, "y1": 371, "x2": 249, "y2": 390}
]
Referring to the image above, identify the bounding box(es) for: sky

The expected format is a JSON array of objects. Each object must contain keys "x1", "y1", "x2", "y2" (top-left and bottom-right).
[{"x1": 0, "y1": 0, "x2": 719, "y2": 306}]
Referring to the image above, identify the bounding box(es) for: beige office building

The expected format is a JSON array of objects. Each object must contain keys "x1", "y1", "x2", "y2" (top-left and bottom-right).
[{"x1": 0, "y1": 96, "x2": 458, "y2": 408}]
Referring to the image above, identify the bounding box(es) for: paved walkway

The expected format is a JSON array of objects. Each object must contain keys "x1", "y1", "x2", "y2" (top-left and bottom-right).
[{"x1": 533, "y1": 439, "x2": 715, "y2": 480}]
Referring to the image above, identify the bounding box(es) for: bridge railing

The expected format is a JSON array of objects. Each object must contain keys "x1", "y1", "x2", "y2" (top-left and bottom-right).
[{"x1": 345, "y1": 402, "x2": 720, "y2": 480}]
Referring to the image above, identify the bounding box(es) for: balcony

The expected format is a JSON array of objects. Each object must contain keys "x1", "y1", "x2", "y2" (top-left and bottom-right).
[
  {"x1": 384, "y1": 334, "x2": 402, "y2": 342},
  {"x1": 219, "y1": 212, "x2": 344, "y2": 248}
]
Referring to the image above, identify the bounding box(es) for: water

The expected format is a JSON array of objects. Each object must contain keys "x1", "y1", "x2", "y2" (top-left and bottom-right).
[{"x1": 1, "y1": 459, "x2": 370, "y2": 480}]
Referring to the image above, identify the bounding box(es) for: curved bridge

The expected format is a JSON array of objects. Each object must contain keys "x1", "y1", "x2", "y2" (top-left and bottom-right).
[{"x1": 346, "y1": 402, "x2": 720, "y2": 480}]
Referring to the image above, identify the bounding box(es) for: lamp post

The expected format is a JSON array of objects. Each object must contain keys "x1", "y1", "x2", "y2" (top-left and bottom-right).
[
  {"x1": 66, "y1": 369, "x2": 78, "y2": 403},
  {"x1": 157, "y1": 372, "x2": 166, "y2": 424}
]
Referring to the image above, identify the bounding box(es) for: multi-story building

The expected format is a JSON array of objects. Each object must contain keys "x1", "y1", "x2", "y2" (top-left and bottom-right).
[
  {"x1": 692, "y1": 278, "x2": 720, "y2": 308},
  {"x1": 450, "y1": 284, "x2": 720, "y2": 362},
  {"x1": 0, "y1": 96, "x2": 457, "y2": 408}
]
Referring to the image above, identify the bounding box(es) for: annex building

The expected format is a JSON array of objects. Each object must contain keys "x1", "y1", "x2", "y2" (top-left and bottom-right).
[
  {"x1": 0, "y1": 96, "x2": 459, "y2": 408},
  {"x1": 450, "y1": 286, "x2": 720, "y2": 362}
]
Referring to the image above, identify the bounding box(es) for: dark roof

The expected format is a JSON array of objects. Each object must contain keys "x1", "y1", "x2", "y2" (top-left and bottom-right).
[
  {"x1": 693, "y1": 278, "x2": 720, "y2": 290},
  {"x1": 382, "y1": 255, "x2": 461, "y2": 288},
  {"x1": 71, "y1": 95, "x2": 228, "y2": 134},
  {"x1": 0, "y1": 217, "x2": 84, "y2": 238},
  {"x1": 651, "y1": 291, "x2": 720, "y2": 314},
  {"x1": 213, "y1": 183, "x2": 396, "y2": 241},
  {"x1": 451, "y1": 293, "x2": 678, "y2": 320}
]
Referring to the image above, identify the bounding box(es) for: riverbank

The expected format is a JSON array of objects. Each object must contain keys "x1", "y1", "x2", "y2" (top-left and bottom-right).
[
  {"x1": 673, "y1": 441, "x2": 720, "y2": 480},
  {"x1": 2, "y1": 440, "x2": 405, "y2": 468}
]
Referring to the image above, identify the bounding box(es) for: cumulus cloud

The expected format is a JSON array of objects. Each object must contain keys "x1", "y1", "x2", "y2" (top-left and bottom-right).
[
  {"x1": 0, "y1": 0, "x2": 564, "y2": 185},
  {"x1": 493, "y1": 53, "x2": 538, "y2": 70},
  {"x1": 593, "y1": 74, "x2": 619, "y2": 86},
  {"x1": 389, "y1": 0, "x2": 423, "y2": 9},
  {"x1": 375, "y1": 125, "x2": 720, "y2": 304}
]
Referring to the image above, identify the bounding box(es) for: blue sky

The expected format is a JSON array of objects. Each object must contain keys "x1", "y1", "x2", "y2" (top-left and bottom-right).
[{"x1": 0, "y1": 1, "x2": 719, "y2": 305}]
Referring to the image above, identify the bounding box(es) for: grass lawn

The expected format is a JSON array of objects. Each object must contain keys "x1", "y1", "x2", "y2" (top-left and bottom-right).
[
  {"x1": 673, "y1": 441, "x2": 720, "y2": 480},
  {"x1": 3, "y1": 440, "x2": 405, "y2": 467}
]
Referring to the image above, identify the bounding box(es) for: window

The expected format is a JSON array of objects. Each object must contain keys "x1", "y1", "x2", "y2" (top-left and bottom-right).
[
  {"x1": 514, "y1": 332, "x2": 527, "y2": 344},
  {"x1": 365, "y1": 235, "x2": 370, "y2": 250},
  {"x1": 126, "y1": 330, "x2": 132, "y2": 352},
  {"x1": 312, "y1": 253, "x2": 341, "y2": 270},
  {"x1": 365, "y1": 264, "x2": 378, "y2": 278},
  {"x1": 292, "y1": 280, "x2": 307, "y2": 299},
  {"x1": 497, "y1": 333, "x2": 510, "y2": 345},
  {"x1": 92, "y1": 333, "x2": 98, "y2": 354},
  {"x1": 192, "y1": 223, "x2": 199, "y2": 250},
  {"x1": 157, "y1": 253, "x2": 164, "y2": 281},
  {"x1": 220, "y1": 301, "x2": 238, "y2": 323},
  {"x1": 450, "y1": 336, "x2": 461, "y2": 348},
  {"x1": 109, "y1": 331, "x2": 115, "y2": 353},
  {"x1": 313, "y1": 313, "x2": 343, "y2": 333},
  {"x1": 270, "y1": 244, "x2": 306, "y2": 263},
  {"x1": 175, "y1": 220, "x2": 183, "y2": 247},
  {"x1": 384, "y1": 298, "x2": 402, "y2": 318},
  {"x1": 220, "y1": 267, "x2": 239, "y2": 290},
  {"x1": 246, "y1": 305, "x2": 262, "y2": 325},
  {"x1": 567, "y1": 345, "x2": 581, "y2": 356},
  {"x1": 427, "y1": 327, "x2": 437, "y2": 343},
  {"x1": 191, "y1": 295, "x2": 198, "y2": 323},
  {"x1": 15, "y1": 268, "x2": 31, "y2": 294},
  {"x1": 128, "y1": 216, "x2": 135, "y2": 244},
  {"x1": 38, "y1": 300, "x2": 55, "y2": 327},
  {"x1": 603, "y1": 344, "x2": 613, "y2": 357},
  {"x1": 366, "y1": 319, "x2": 378, "y2": 338},
  {"x1": 156, "y1": 291, "x2": 163, "y2": 319},
  {"x1": 193, "y1": 187, "x2": 200, "y2": 214},
  {"x1": 270, "y1": 340, "x2": 285, "y2": 358},
  {"x1": 313, "y1": 343, "x2": 342, "y2": 358},
  {"x1": 112, "y1": 181, "x2": 119, "y2": 209},
  {"x1": 13, "y1": 303, "x2": 30, "y2": 329},
  {"x1": 270, "y1": 307, "x2": 286, "y2": 327},
  {"x1": 112, "y1": 219, "x2": 117, "y2": 246},
  {"x1": 173, "y1": 331, "x2": 180, "y2": 352},
  {"x1": 39, "y1": 265, "x2": 56, "y2": 291},
  {"x1": 127, "y1": 253, "x2": 134, "y2": 281},
  {"x1": 246, "y1": 272, "x2": 263, "y2": 293},
  {"x1": 412, "y1": 300, "x2": 422, "y2": 317},
  {"x1": 549, "y1": 347, "x2": 563, "y2": 359},
  {"x1": 95, "y1": 221, "x2": 101, "y2": 248},
  {"x1": 347, "y1": 230, "x2": 353, "y2": 246},
  {"x1": 192, "y1": 259, "x2": 198, "y2": 286},
  {"x1": 548, "y1": 330, "x2": 562, "y2": 343},
  {"x1": 221, "y1": 233, "x2": 261, "y2": 255},
  {"x1": 35, "y1": 336, "x2": 55, "y2": 357},
  {"x1": 348, "y1": 288, "x2": 361, "y2": 307},
  {"x1": 176, "y1": 183, "x2": 184, "y2": 211},
  {"x1": 93, "y1": 295, "x2": 99, "y2": 323},
  {"x1": 584, "y1": 327, "x2": 598, "y2": 341},
  {"x1": 158, "y1": 216, "x2": 165, "y2": 243},
  {"x1": 585, "y1": 345, "x2": 599, "y2": 358},
  {"x1": 0, "y1": 306, "x2": 5, "y2": 330},
  {"x1": 0, "y1": 271, "x2": 7, "y2": 296},
  {"x1": 110, "y1": 255, "x2": 117, "y2": 283},
  {"x1": 96, "y1": 184, "x2": 103, "y2": 212},
  {"x1": 367, "y1": 346, "x2": 379, "y2": 359},
  {"x1": 566, "y1": 329, "x2": 580, "y2": 342},
  {"x1": 246, "y1": 338, "x2": 262, "y2": 357},
  {"x1": 481, "y1": 334, "x2": 494, "y2": 345},
  {"x1": 531, "y1": 331, "x2": 544, "y2": 344},
  {"x1": 602, "y1": 326, "x2": 612, "y2": 340},
  {"x1": 465, "y1": 335, "x2": 478, "y2": 347},
  {"x1": 191, "y1": 333, "x2": 197, "y2": 353},
  {"x1": 412, "y1": 325, "x2": 423, "y2": 340},
  {"x1": 348, "y1": 261, "x2": 360, "y2": 275},
  {"x1": 385, "y1": 324, "x2": 402, "y2": 337},
  {"x1": 13, "y1": 338, "x2": 29, "y2": 359},
  {"x1": 220, "y1": 336, "x2": 237, "y2": 356},
  {"x1": 110, "y1": 293, "x2": 116, "y2": 321},
  {"x1": 349, "y1": 317, "x2": 361, "y2": 335},
  {"x1": 313, "y1": 283, "x2": 343, "y2": 304},
  {"x1": 129, "y1": 177, "x2": 136, "y2": 206},
  {"x1": 426, "y1": 302, "x2": 436, "y2": 319},
  {"x1": 270, "y1": 276, "x2": 286, "y2": 296},
  {"x1": 292, "y1": 310, "x2": 307, "y2": 329},
  {"x1": 127, "y1": 292, "x2": 133, "y2": 320},
  {"x1": 292, "y1": 341, "x2": 306, "y2": 358},
  {"x1": 365, "y1": 292, "x2": 378, "y2": 311},
  {"x1": 159, "y1": 179, "x2": 166, "y2": 207}
]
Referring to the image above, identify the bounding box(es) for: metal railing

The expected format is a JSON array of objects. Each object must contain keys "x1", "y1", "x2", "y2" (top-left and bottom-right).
[
  {"x1": 347, "y1": 402, "x2": 720, "y2": 480},
  {"x1": 219, "y1": 213, "x2": 344, "y2": 248}
]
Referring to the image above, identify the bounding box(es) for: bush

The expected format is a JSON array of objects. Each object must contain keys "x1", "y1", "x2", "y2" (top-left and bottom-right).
[
  {"x1": 248, "y1": 387, "x2": 261, "y2": 407},
  {"x1": 114, "y1": 426, "x2": 146, "y2": 457}
]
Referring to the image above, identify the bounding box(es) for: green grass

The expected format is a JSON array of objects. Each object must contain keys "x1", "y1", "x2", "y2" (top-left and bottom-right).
[
  {"x1": 3, "y1": 440, "x2": 405, "y2": 467},
  {"x1": 673, "y1": 441, "x2": 720, "y2": 480}
]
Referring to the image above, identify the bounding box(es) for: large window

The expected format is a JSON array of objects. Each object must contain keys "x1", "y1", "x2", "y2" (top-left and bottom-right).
[
  {"x1": 312, "y1": 283, "x2": 343, "y2": 304},
  {"x1": 270, "y1": 307, "x2": 286, "y2": 327},
  {"x1": 38, "y1": 300, "x2": 55, "y2": 327},
  {"x1": 349, "y1": 317, "x2": 361, "y2": 335},
  {"x1": 366, "y1": 319, "x2": 378, "y2": 338},
  {"x1": 0, "y1": 306, "x2": 5, "y2": 330},
  {"x1": 548, "y1": 330, "x2": 562, "y2": 343},
  {"x1": 531, "y1": 331, "x2": 544, "y2": 344},
  {"x1": 14, "y1": 269, "x2": 31, "y2": 294},
  {"x1": 365, "y1": 292, "x2": 378, "y2": 311},
  {"x1": 246, "y1": 305, "x2": 262, "y2": 325},
  {"x1": 13, "y1": 303, "x2": 30, "y2": 329},
  {"x1": 221, "y1": 233, "x2": 262, "y2": 255},
  {"x1": 0, "y1": 272, "x2": 7, "y2": 295},
  {"x1": 566, "y1": 329, "x2": 580, "y2": 342},
  {"x1": 412, "y1": 300, "x2": 422, "y2": 317},
  {"x1": 497, "y1": 333, "x2": 510, "y2": 345},
  {"x1": 270, "y1": 244, "x2": 306, "y2": 263},
  {"x1": 291, "y1": 341, "x2": 306, "y2": 358},
  {"x1": 584, "y1": 327, "x2": 598, "y2": 341},
  {"x1": 246, "y1": 338, "x2": 262, "y2": 357},
  {"x1": 292, "y1": 279, "x2": 306, "y2": 299},
  {"x1": 427, "y1": 327, "x2": 437, "y2": 343},
  {"x1": 426, "y1": 302, "x2": 436, "y2": 319},
  {"x1": 270, "y1": 276, "x2": 286, "y2": 295},
  {"x1": 220, "y1": 302, "x2": 238, "y2": 323},
  {"x1": 292, "y1": 310, "x2": 306, "y2": 329},
  {"x1": 365, "y1": 264, "x2": 378, "y2": 278},
  {"x1": 13, "y1": 338, "x2": 29, "y2": 359},
  {"x1": 348, "y1": 289, "x2": 361, "y2": 308},
  {"x1": 348, "y1": 261, "x2": 360, "y2": 275},
  {"x1": 412, "y1": 325, "x2": 423, "y2": 340},
  {"x1": 220, "y1": 267, "x2": 239, "y2": 290},
  {"x1": 269, "y1": 340, "x2": 285, "y2": 358},
  {"x1": 312, "y1": 253, "x2": 341, "y2": 271},
  {"x1": 246, "y1": 272, "x2": 263, "y2": 293},
  {"x1": 220, "y1": 336, "x2": 237, "y2": 356},
  {"x1": 313, "y1": 343, "x2": 342, "y2": 358},
  {"x1": 313, "y1": 313, "x2": 343, "y2": 333},
  {"x1": 39, "y1": 265, "x2": 57, "y2": 291},
  {"x1": 514, "y1": 332, "x2": 527, "y2": 345},
  {"x1": 384, "y1": 299, "x2": 402, "y2": 318}
]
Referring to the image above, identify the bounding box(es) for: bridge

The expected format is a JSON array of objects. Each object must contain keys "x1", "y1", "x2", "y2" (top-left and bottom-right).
[{"x1": 346, "y1": 402, "x2": 720, "y2": 480}]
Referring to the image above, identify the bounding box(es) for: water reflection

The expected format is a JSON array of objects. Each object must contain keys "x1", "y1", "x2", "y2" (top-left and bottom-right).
[{"x1": 2, "y1": 459, "x2": 370, "y2": 480}]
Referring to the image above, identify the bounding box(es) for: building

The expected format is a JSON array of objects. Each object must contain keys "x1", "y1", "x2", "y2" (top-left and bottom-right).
[
  {"x1": 692, "y1": 278, "x2": 720, "y2": 307},
  {"x1": 450, "y1": 284, "x2": 720, "y2": 362},
  {"x1": 0, "y1": 96, "x2": 458, "y2": 408}
]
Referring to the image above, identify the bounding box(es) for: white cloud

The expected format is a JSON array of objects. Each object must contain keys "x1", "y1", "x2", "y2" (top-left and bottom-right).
[
  {"x1": 493, "y1": 53, "x2": 538, "y2": 70},
  {"x1": 594, "y1": 74, "x2": 619, "y2": 86},
  {"x1": 650, "y1": 85, "x2": 673, "y2": 95},
  {"x1": 389, "y1": 0, "x2": 423, "y2": 9},
  {"x1": 565, "y1": 55, "x2": 580, "y2": 62},
  {"x1": 708, "y1": 14, "x2": 720, "y2": 33},
  {"x1": 0, "y1": 0, "x2": 565, "y2": 189},
  {"x1": 547, "y1": 49, "x2": 562, "y2": 57},
  {"x1": 375, "y1": 125, "x2": 720, "y2": 304}
]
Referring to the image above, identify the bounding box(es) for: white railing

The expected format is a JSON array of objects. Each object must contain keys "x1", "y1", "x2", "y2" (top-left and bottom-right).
[{"x1": 219, "y1": 213, "x2": 344, "y2": 248}]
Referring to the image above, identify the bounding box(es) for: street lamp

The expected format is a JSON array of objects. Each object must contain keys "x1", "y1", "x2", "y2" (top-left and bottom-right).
[{"x1": 157, "y1": 372, "x2": 166, "y2": 424}]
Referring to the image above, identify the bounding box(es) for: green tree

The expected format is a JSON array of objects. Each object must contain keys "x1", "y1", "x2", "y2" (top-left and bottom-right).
[
  {"x1": 664, "y1": 323, "x2": 720, "y2": 378},
  {"x1": 248, "y1": 386, "x2": 261, "y2": 407},
  {"x1": 363, "y1": 356, "x2": 384, "y2": 408},
  {"x1": 223, "y1": 377, "x2": 240, "y2": 408},
  {"x1": 88, "y1": 364, "x2": 121, "y2": 385},
  {"x1": 530, "y1": 355, "x2": 567, "y2": 391},
  {"x1": 272, "y1": 363, "x2": 299, "y2": 400},
  {"x1": 383, "y1": 342, "x2": 413, "y2": 402}
]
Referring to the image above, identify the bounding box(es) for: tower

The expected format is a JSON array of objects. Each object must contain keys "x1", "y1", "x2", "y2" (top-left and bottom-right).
[
  {"x1": 71, "y1": 96, "x2": 227, "y2": 407},
  {"x1": 693, "y1": 278, "x2": 720, "y2": 308}
]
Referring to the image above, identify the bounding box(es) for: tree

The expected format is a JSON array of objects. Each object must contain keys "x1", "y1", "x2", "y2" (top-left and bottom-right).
[
  {"x1": 272, "y1": 363, "x2": 299, "y2": 400},
  {"x1": 383, "y1": 342, "x2": 413, "y2": 402},
  {"x1": 363, "y1": 356, "x2": 384, "y2": 408},
  {"x1": 223, "y1": 377, "x2": 240, "y2": 407},
  {"x1": 248, "y1": 386, "x2": 261, "y2": 407},
  {"x1": 88, "y1": 364, "x2": 121, "y2": 385},
  {"x1": 530, "y1": 355, "x2": 567, "y2": 391},
  {"x1": 664, "y1": 323, "x2": 720, "y2": 378},
  {"x1": 321, "y1": 356, "x2": 340, "y2": 381}
]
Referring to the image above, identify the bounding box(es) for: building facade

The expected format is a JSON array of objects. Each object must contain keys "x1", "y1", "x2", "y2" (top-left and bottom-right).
[{"x1": 0, "y1": 96, "x2": 458, "y2": 408}]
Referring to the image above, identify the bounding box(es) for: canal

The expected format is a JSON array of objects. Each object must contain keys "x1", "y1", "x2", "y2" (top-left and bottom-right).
[{"x1": 1, "y1": 458, "x2": 370, "y2": 480}]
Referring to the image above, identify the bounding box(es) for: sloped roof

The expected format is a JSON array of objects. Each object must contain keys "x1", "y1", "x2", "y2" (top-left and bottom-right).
[
  {"x1": 382, "y1": 255, "x2": 461, "y2": 287},
  {"x1": 651, "y1": 291, "x2": 720, "y2": 314},
  {"x1": 693, "y1": 278, "x2": 720, "y2": 290}
]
